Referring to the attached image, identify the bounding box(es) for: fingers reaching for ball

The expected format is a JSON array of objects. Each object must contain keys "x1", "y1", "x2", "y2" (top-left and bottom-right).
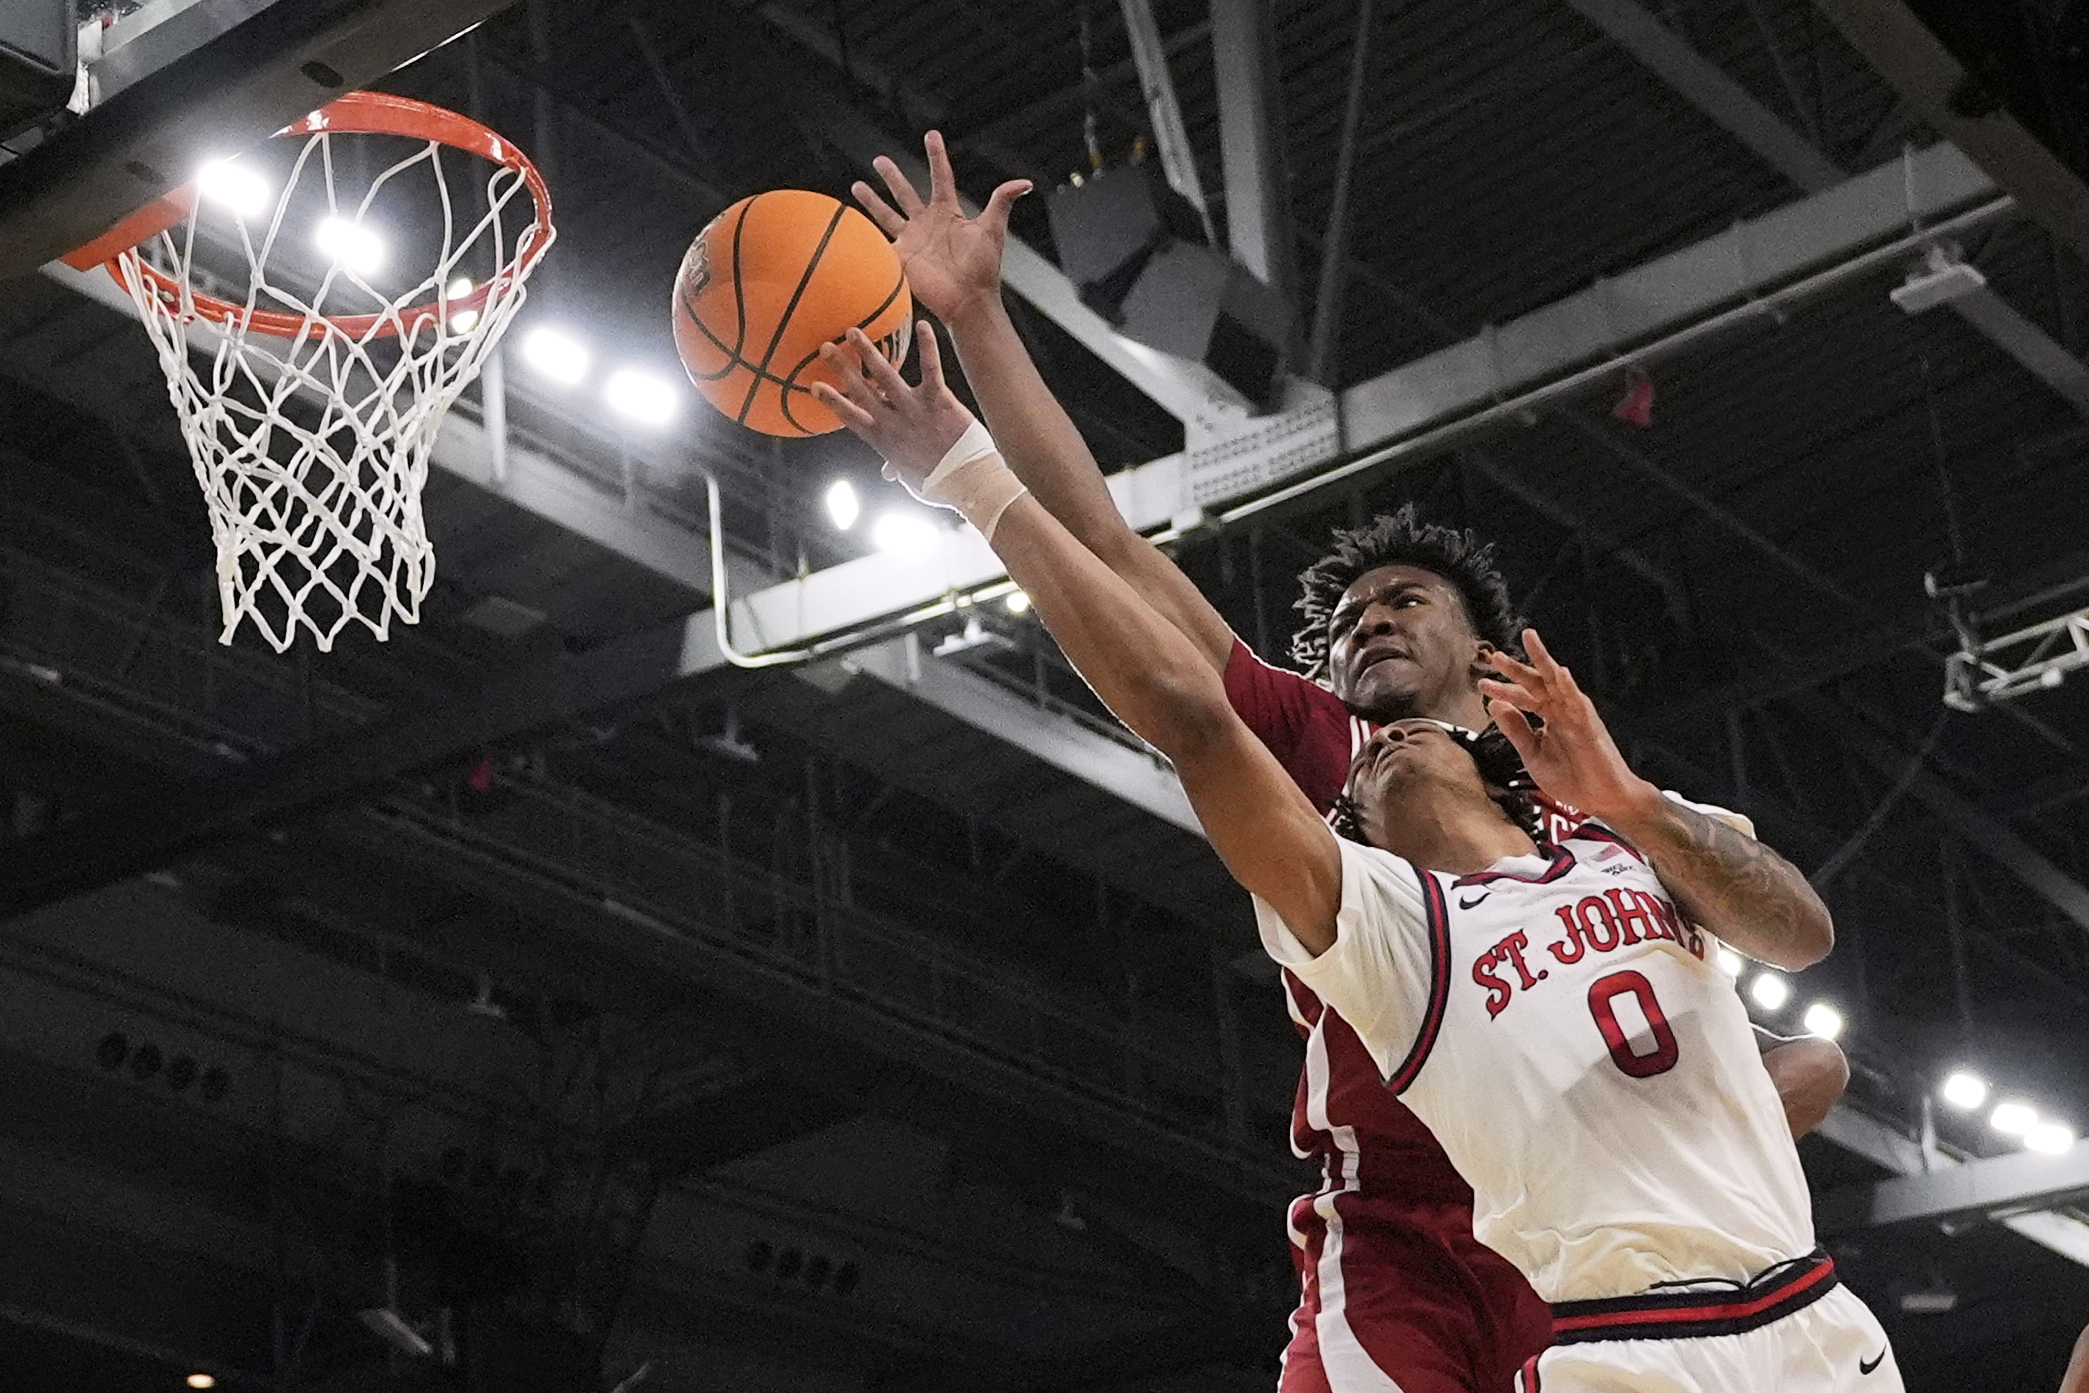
[{"x1": 814, "y1": 322, "x2": 978, "y2": 500}]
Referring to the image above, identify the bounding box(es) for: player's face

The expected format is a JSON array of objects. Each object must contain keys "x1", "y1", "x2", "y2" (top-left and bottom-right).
[
  {"x1": 1344, "y1": 718, "x2": 1498, "y2": 853},
  {"x1": 1325, "y1": 565, "x2": 1490, "y2": 723}
]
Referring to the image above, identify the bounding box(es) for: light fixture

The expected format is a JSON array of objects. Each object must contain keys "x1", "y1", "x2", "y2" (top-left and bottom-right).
[
  {"x1": 314, "y1": 215, "x2": 385, "y2": 276},
  {"x1": 521, "y1": 327, "x2": 590, "y2": 385},
  {"x1": 196, "y1": 158, "x2": 271, "y2": 218},
  {"x1": 871, "y1": 510, "x2": 940, "y2": 555},
  {"x1": 1941, "y1": 1070, "x2": 1988, "y2": 1111},
  {"x1": 2026, "y1": 1122, "x2": 2076, "y2": 1155},
  {"x1": 824, "y1": 479, "x2": 861, "y2": 531},
  {"x1": 1714, "y1": 946, "x2": 1743, "y2": 977},
  {"x1": 1748, "y1": 972, "x2": 1790, "y2": 1011},
  {"x1": 445, "y1": 275, "x2": 480, "y2": 333},
  {"x1": 186, "y1": 1376, "x2": 217, "y2": 1391},
  {"x1": 1991, "y1": 1100, "x2": 2039, "y2": 1136},
  {"x1": 1890, "y1": 245, "x2": 1988, "y2": 315},
  {"x1": 605, "y1": 368, "x2": 679, "y2": 427},
  {"x1": 1801, "y1": 1002, "x2": 1843, "y2": 1040},
  {"x1": 1004, "y1": 589, "x2": 1032, "y2": 615}
]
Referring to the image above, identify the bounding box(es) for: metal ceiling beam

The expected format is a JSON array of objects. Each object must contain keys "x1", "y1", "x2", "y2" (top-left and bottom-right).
[
  {"x1": 1845, "y1": 1141, "x2": 2089, "y2": 1229},
  {"x1": 688, "y1": 143, "x2": 2002, "y2": 658},
  {"x1": 839, "y1": 638, "x2": 1198, "y2": 835},
  {"x1": 1561, "y1": 0, "x2": 2089, "y2": 418},
  {"x1": 1814, "y1": 1105, "x2": 2089, "y2": 1266},
  {"x1": 1209, "y1": 0, "x2": 1294, "y2": 301},
  {"x1": 1558, "y1": 0, "x2": 1846, "y2": 191},
  {"x1": 1307, "y1": 0, "x2": 1377, "y2": 386},
  {"x1": 1118, "y1": 0, "x2": 1215, "y2": 242},
  {"x1": 1808, "y1": 0, "x2": 2089, "y2": 268}
]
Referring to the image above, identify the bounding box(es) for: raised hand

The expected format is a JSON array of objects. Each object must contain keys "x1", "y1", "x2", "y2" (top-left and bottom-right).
[
  {"x1": 854, "y1": 130, "x2": 1031, "y2": 324},
  {"x1": 1477, "y1": 629, "x2": 1659, "y2": 825},
  {"x1": 814, "y1": 322, "x2": 976, "y2": 502}
]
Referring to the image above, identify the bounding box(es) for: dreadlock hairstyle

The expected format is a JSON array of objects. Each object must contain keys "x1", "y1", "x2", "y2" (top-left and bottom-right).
[
  {"x1": 1330, "y1": 725, "x2": 1543, "y2": 849},
  {"x1": 1290, "y1": 503, "x2": 1525, "y2": 679}
]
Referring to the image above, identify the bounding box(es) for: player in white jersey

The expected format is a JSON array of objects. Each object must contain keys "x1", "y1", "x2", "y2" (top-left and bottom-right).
[
  {"x1": 808, "y1": 333, "x2": 1900, "y2": 1393},
  {"x1": 1275, "y1": 784, "x2": 1895, "y2": 1391}
]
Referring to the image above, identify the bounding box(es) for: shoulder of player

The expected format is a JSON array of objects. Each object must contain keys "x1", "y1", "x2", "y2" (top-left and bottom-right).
[{"x1": 1225, "y1": 637, "x2": 1345, "y2": 709}]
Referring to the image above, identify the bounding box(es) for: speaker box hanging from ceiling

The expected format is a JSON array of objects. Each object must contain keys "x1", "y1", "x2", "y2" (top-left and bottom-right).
[{"x1": 1046, "y1": 160, "x2": 1295, "y2": 410}]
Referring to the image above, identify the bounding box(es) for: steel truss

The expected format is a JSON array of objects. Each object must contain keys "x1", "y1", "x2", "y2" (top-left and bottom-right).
[{"x1": 1945, "y1": 605, "x2": 2089, "y2": 709}]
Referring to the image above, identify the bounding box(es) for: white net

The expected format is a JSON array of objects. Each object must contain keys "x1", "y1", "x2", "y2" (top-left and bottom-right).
[{"x1": 113, "y1": 97, "x2": 550, "y2": 652}]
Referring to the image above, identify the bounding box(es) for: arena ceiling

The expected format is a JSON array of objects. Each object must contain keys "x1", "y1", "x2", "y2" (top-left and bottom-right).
[{"x1": 2, "y1": 0, "x2": 2089, "y2": 1389}]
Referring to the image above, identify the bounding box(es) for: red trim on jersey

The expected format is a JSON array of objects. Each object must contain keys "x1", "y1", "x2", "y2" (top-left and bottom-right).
[
  {"x1": 1550, "y1": 1250, "x2": 1839, "y2": 1344},
  {"x1": 1519, "y1": 1353, "x2": 1542, "y2": 1392},
  {"x1": 1383, "y1": 871, "x2": 1452, "y2": 1094},
  {"x1": 1452, "y1": 844, "x2": 1576, "y2": 888}
]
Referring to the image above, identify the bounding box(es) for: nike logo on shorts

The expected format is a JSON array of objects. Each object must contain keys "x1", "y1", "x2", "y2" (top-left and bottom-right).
[{"x1": 1860, "y1": 1350, "x2": 1886, "y2": 1374}]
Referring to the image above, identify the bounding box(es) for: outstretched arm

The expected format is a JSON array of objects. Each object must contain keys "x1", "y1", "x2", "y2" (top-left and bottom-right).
[
  {"x1": 814, "y1": 325, "x2": 1344, "y2": 949},
  {"x1": 853, "y1": 132, "x2": 1238, "y2": 672},
  {"x1": 1478, "y1": 630, "x2": 1834, "y2": 971},
  {"x1": 1757, "y1": 1030, "x2": 1849, "y2": 1138}
]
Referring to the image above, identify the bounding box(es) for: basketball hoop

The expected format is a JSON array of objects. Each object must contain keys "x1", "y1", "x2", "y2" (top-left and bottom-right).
[{"x1": 65, "y1": 91, "x2": 555, "y2": 652}]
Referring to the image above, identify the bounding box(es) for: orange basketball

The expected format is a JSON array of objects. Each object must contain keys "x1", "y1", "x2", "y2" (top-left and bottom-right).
[{"x1": 672, "y1": 190, "x2": 912, "y2": 437}]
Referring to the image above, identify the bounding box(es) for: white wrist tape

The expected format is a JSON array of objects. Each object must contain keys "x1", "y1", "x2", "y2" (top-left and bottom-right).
[
  {"x1": 920, "y1": 419, "x2": 999, "y2": 502},
  {"x1": 914, "y1": 420, "x2": 1029, "y2": 541}
]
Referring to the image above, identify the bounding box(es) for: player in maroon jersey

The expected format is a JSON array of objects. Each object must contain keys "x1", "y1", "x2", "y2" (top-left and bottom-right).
[{"x1": 848, "y1": 133, "x2": 1848, "y2": 1393}]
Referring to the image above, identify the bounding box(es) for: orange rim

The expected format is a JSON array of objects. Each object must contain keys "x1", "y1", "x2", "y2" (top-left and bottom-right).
[{"x1": 102, "y1": 91, "x2": 554, "y2": 341}]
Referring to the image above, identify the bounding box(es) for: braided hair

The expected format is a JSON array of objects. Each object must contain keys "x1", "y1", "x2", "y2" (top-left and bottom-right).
[{"x1": 1291, "y1": 504, "x2": 1524, "y2": 679}]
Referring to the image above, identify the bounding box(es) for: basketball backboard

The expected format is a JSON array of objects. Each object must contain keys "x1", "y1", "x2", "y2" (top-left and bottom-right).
[{"x1": 0, "y1": 0, "x2": 517, "y2": 278}]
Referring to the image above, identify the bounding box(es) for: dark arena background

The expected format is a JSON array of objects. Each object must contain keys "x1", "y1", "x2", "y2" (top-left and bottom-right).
[{"x1": 2, "y1": 0, "x2": 2089, "y2": 1388}]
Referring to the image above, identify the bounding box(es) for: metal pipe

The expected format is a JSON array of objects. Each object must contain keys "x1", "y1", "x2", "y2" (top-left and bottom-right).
[{"x1": 1308, "y1": 0, "x2": 1376, "y2": 384}]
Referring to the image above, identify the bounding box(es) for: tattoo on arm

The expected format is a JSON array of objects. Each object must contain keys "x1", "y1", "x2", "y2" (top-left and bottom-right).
[{"x1": 1625, "y1": 800, "x2": 1833, "y2": 969}]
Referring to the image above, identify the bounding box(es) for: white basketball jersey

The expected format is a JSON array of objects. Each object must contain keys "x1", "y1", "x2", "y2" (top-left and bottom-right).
[{"x1": 1255, "y1": 827, "x2": 1817, "y2": 1306}]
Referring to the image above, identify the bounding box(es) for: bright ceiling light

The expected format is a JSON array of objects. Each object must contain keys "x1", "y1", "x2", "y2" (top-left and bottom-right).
[
  {"x1": 1941, "y1": 1070, "x2": 1989, "y2": 1111},
  {"x1": 1715, "y1": 946, "x2": 1743, "y2": 977},
  {"x1": 445, "y1": 275, "x2": 480, "y2": 333},
  {"x1": 186, "y1": 1376, "x2": 217, "y2": 1391},
  {"x1": 2026, "y1": 1122, "x2": 2077, "y2": 1155},
  {"x1": 871, "y1": 510, "x2": 940, "y2": 556},
  {"x1": 314, "y1": 215, "x2": 384, "y2": 276},
  {"x1": 605, "y1": 368, "x2": 679, "y2": 427},
  {"x1": 1004, "y1": 589, "x2": 1032, "y2": 615},
  {"x1": 1991, "y1": 1100, "x2": 2039, "y2": 1136},
  {"x1": 1748, "y1": 972, "x2": 1790, "y2": 1011},
  {"x1": 521, "y1": 327, "x2": 590, "y2": 386},
  {"x1": 1801, "y1": 1002, "x2": 1844, "y2": 1040},
  {"x1": 196, "y1": 159, "x2": 271, "y2": 218},
  {"x1": 825, "y1": 479, "x2": 861, "y2": 531}
]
